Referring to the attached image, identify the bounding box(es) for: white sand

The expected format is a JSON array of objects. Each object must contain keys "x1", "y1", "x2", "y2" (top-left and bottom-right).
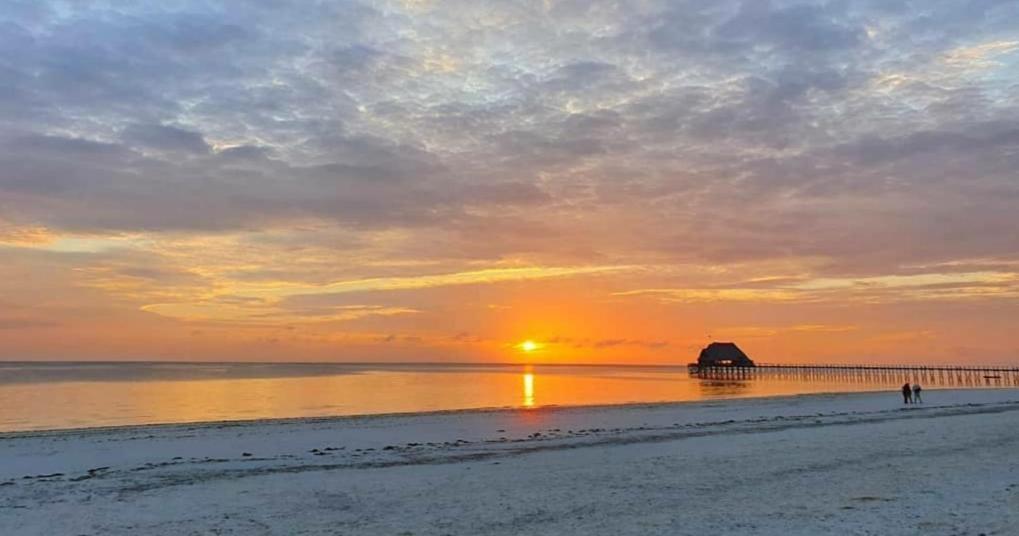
[{"x1": 2, "y1": 389, "x2": 1018, "y2": 535}]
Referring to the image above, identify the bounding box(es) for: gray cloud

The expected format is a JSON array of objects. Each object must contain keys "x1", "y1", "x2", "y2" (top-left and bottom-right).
[
  {"x1": 124, "y1": 124, "x2": 211, "y2": 154},
  {"x1": 0, "y1": 0, "x2": 1017, "y2": 275}
]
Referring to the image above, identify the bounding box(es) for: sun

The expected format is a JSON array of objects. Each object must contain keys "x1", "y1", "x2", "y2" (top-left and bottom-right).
[{"x1": 519, "y1": 340, "x2": 539, "y2": 352}]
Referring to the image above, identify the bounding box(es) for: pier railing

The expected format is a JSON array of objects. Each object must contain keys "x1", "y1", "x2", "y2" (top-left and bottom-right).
[{"x1": 688, "y1": 363, "x2": 1019, "y2": 387}]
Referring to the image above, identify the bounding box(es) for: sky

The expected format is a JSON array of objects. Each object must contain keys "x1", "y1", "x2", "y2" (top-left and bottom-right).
[{"x1": 1, "y1": 0, "x2": 1018, "y2": 364}]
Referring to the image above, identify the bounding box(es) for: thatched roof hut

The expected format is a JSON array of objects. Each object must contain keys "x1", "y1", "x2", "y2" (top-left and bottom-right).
[{"x1": 697, "y1": 342, "x2": 755, "y2": 367}]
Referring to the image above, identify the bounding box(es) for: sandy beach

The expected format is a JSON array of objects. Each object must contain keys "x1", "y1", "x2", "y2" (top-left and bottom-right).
[{"x1": 2, "y1": 389, "x2": 1018, "y2": 535}]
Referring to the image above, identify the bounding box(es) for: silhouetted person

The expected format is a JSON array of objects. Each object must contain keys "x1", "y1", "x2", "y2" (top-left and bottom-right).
[
  {"x1": 912, "y1": 383, "x2": 922, "y2": 403},
  {"x1": 901, "y1": 382, "x2": 912, "y2": 404}
]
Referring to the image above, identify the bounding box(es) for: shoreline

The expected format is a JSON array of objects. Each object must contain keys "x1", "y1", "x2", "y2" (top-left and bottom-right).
[{"x1": 2, "y1": 385, "x2": 1006, "y2": 438}]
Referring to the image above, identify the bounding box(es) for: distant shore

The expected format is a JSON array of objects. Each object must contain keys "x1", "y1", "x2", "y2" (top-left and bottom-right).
[{"x1": 2, "y1": 389, "x2": 1018, "y2": 535}]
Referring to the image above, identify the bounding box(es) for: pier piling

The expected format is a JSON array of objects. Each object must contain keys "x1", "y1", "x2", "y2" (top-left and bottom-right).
[{"x1": 688, "y1": 364, "x2": 1019, "y2": 387}]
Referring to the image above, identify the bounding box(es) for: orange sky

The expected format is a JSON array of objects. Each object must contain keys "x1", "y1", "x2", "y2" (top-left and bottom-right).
[{"x1": 1, "y1": 236, "x2": 1017, "y2": 364}]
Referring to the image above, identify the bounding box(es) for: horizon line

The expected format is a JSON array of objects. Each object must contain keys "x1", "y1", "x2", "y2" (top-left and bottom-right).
[{"x1": 2, "y1": 359, "x2": 1017, "y2": 368}]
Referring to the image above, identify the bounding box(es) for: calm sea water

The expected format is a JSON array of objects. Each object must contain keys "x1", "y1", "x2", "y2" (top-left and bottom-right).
[{"x1": 0, "y1": 361, "x2": 989, "y2": 432}]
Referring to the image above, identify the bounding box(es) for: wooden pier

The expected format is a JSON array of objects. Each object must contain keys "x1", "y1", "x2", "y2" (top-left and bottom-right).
[{"x1": 688, "y1": 363, "x2": 1019, "y2": 387}]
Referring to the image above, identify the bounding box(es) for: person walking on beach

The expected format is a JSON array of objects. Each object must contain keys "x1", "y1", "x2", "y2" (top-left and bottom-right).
[
  {"x1": 912, "y1": 383, "x2": 922, "y2": 403},
  {"x1": 901, "y1": 382, "x2": 912, "y2": 404}
]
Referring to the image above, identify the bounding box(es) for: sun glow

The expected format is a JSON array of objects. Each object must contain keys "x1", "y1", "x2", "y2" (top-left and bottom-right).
[{"x1": 519, "y1": 340, "x2": 539, "y2": 352}]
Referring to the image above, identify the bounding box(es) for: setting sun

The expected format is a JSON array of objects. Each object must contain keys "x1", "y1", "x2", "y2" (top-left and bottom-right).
[{"x1": 519, "y1": 340, "x2": 540, "y2": 352}]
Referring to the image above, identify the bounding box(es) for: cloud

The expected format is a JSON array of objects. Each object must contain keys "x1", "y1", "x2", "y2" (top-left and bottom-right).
[
  {"x1": 0, "y1": 0, "x2": 1015, "y2": 264},
  {"x1": 713, "y1": 2, "x2": 863, "y2": 52},
  {"x1": 126, "y1": 263, "x2": 635, "y2": 323},
  {"x1": 0, "y1": 219, "x2": 54, "y2": 246},
  {"x1": 238, "y1": 264, "x2": 637, "y2": 300},
  {"x1": 788, "y1": 324, "x2": 858, "y2": 333},
  {"x1": 142, "y1": 301, "x2": 419, "y2": 324},
  {"x1": 616, "y1": 271, "x2": 1019, "y2": 304},
  {"x1": 123, "y1": 124, "x2": 211, "y2": 154},
  {"x1": 591, "y1": 338, "x2": 669, "y2": 349},
  {"x1": 541, "y1": 336, "x2": 670, "y2": 350}
]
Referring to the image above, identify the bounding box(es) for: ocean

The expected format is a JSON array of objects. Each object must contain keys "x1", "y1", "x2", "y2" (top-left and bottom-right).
[{"x1": 0, "y1": 361, "x2": 991, "y2": 432}]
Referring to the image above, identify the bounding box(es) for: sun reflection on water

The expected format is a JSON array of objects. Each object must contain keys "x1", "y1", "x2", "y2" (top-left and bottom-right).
[{"x1": 522, "y1": 371, "x2": 535, "y2": 407}]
